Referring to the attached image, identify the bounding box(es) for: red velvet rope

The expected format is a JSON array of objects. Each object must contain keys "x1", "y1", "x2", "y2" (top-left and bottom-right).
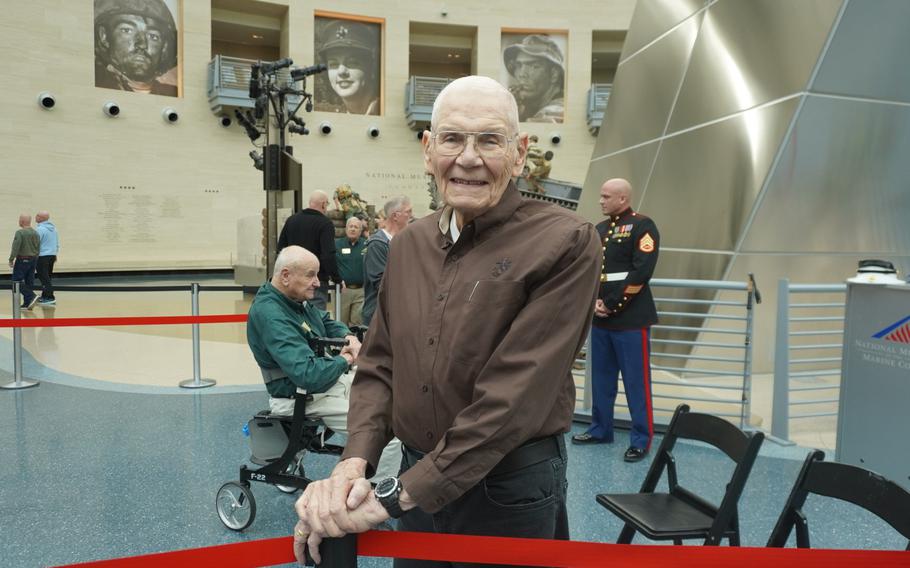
[
  {"x1": 0, "y1": 314, "x2": 248, "y2": 328},
  {"x1": 57, "y1": 530, "x2": 910, "y2": 568}
]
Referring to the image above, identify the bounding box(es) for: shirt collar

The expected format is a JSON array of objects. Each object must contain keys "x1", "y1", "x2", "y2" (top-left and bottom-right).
[{"x1": 436, "y1": 180, "x2": 521, "y2": 243}]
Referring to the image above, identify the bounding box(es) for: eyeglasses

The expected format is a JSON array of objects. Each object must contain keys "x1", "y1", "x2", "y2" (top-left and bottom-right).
[{"x1": 431, "y1": 131, "x2": 514, "y2": 158}]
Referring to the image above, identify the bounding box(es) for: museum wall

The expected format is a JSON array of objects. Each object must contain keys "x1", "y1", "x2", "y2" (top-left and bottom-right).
[{"x1": 0, "y1": 0, "x2": 635, "y2": 272}]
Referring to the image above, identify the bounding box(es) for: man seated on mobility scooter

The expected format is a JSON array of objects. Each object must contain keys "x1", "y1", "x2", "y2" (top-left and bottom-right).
[{"x1": 246, "y1": 245, "x2": 402, "y2": 482}]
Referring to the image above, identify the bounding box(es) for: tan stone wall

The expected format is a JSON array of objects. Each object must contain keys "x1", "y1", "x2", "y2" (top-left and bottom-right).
[{"x1": 0, "y1": 0, "x2": 634, "y2": 272}]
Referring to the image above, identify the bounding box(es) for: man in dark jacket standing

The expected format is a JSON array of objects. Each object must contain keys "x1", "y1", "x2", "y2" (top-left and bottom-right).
[
  {"x1": 361, "y1": 196, "x2": 412, "y2": 326},
  {"x1": 278, "y1": 190, "x2": 342, "y2": 311},
  {"x1": 572, "y1": 178, "x2": 659, "y2": 463}
]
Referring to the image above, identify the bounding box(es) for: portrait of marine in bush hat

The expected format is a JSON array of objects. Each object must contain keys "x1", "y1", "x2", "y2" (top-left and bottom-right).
[
  {"x1": 502, "y1": 33, "x2": 566, "y2": 123},
  {"x1": 93, "y1": 0, "x2": 179, "y2": 96},
  {"x1": 314, "y1": 17, "x2": 381, "y2": 115}
]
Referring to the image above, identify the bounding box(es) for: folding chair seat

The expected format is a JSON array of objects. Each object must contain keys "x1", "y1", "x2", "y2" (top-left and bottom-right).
[
  {"x1": 596, "y1": 403, "x2": 764, "y2": 545},
  {"x1": 767, "y1": 450, "x2": 910, "y2": 550}
]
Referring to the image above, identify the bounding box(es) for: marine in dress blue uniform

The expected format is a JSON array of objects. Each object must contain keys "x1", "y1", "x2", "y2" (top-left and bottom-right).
[{"x1": 573, "y1": 178, "x2": 659, "y2": 463}]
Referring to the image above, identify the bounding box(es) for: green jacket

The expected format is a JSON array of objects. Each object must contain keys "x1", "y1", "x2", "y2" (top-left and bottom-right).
[
  {"x1": 334, "y1": 236, "x2": 367, "y2": 285},
  {"x1": 246, "y1": 282, "x2": 351, "y2": 397},
  {"x1": 9, "y1": 227, "x2": 39, "y2": 262}
]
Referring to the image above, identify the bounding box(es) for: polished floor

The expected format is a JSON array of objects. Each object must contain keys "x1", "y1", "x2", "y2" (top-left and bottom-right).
[{"x1": 1, "y1": 275, "x2": 905, "y2": 567}]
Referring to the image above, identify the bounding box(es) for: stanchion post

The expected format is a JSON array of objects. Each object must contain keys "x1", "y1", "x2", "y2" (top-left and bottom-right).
[
  {"x1": 2, "y1": 281, "x2": 38, "y2": 390},
  {"x1": 179, "y1": 283, "x2": 216, "y2": 389},
  {"x1": 334, "y1": 282, "x2": 342, "y2": 323},
  {"x1": 307, "y1": 534, "x2": 357, "y2": 567}
]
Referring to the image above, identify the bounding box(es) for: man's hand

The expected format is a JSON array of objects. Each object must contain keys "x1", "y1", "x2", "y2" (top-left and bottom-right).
[
  {"x1": 342, "y1": 334, "x2": 361, "y2": 360},
  {"x1": 293, "y1": 493, "x2": 389, "y2": 565},
  {"x1": 594, "y1": 299, "x2": 611, "y2": 318},
  {"x1": 293, "y1": 458, "x2": 377, "y2": 565},
  {"x1": 7, "y1": 260, "x2": 13, "y2": 268}
]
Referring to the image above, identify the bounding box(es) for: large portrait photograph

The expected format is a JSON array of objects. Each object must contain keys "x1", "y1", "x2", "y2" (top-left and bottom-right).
[
  {"x1": 501, "y1": 31, "x2": 567, "y2": 123},
  {"x1": 314, "y1": 14, "x2": 382, "y2": 116},
  {"x1": 93, "y1": 0, "x2": 180, "y2": 97}
]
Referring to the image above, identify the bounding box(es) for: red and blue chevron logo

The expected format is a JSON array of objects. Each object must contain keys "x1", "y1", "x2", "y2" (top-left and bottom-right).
[{"x1": 872, "y1": 315, "x2": 910, "y2": 344}]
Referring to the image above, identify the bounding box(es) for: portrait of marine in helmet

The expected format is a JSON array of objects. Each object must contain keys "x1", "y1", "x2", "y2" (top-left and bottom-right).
[
  {"x1": 501, "y1": 32, "x2": 567, "y2": 123},
  {"x1": 94, "y1": 0, "x2": 180, "y2": 97},
  {"x1": 314, "y1": 16, "x2": 382, "y2": 116}
]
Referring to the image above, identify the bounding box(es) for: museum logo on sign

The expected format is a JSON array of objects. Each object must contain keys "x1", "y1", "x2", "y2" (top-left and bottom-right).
[{"x1": 872, "y1": 315, "x2": 910, "y2": 345}]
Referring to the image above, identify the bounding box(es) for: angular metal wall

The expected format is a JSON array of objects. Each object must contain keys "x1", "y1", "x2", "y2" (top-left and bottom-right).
[{"x1": 581, "y1": 0, "x2": 910, "y2": 372}]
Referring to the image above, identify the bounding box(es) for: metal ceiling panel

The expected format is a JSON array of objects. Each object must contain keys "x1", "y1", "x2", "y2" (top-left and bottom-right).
[
  {"x1": 813, "y1": 0, "x2": 910, "y2": 103},
  {"x1": 577, "y1": 142, "x2": 660, "y2": 224},
  {"x1": 668, "y1": 0, "x2": 841, "y2": 133},
  {"x1": 620, "y1": 0, "x2": 708, "y2": 62},
  {"x1": 642, "y1": 97, "x2": 799, "y2": 250},
  {"x1": 596, "y1": 12, "x2": 703, "y2": 156},
  {"x1": 741, "y1": 96, "x2": 910, "y2": 254}
]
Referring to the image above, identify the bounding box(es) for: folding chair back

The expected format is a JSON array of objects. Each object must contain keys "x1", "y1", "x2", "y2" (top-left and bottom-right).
[{"x1": 768, "y1": 450, "x2": 910, "y2": 550}]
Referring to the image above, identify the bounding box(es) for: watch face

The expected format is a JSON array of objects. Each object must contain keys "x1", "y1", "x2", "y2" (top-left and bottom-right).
[{"x1": 375, "y1": 477, "x2": 398, "y2": 498}]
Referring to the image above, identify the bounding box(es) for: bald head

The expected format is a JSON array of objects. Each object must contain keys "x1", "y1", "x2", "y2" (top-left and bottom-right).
[
  {"x1": 272, "y1": 246, "x2": 321, "y2": 302},
  {"x1": 431, "y1": 76, "x2": 520, "y2": 137},
  {"x1": 309, "y1": 190, "x2": 330, "y2": 213},
  {"x1": 18, "y1": 214, "x2": 32, "y2": 228},
  {"x1": 599, "y1": 178, "x2": 633, "y2": 217},
  {"x1": 36, "y1": 211, "x2": 50, "y2": 223}
]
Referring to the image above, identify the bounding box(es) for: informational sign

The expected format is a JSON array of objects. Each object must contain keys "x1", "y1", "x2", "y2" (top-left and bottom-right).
[{"x1": 837, "y1": 282, "x2": 910, "y2": 490}]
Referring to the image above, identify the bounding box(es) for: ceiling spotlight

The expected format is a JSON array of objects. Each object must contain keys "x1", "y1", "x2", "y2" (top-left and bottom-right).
[
  {"x1": 103, "y1": 101, "x2": 120, "y2": 117},
  {"x1": 37, "y1": 92, "x2": 56, "y2": 110}
]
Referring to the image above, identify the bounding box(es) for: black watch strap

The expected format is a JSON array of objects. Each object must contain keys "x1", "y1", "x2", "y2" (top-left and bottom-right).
[{"x1": 375, "y1": 477, "x2": 404, "y2": 518}]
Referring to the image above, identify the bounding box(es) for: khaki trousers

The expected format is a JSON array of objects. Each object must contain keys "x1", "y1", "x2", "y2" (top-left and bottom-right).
[
  {"x1": 269, "y1": 371, "x2": 401, "y2": 481},
  {"x1": 339, "y1": 286, "x2": 364, "y2": 326}
]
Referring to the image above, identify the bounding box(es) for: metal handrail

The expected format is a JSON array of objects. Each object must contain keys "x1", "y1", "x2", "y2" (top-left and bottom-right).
[
  {"x1": 771, "y1": 278, "x2": 847, "y2": 442},
  {"x1": 579, "y1": 276, "x2": 759, "y2": 431}
]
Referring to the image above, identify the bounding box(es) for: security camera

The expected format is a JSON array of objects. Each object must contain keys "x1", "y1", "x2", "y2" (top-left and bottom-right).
[
  {"x1": 218, "y1": 115, "x2": 232, "y2": 128},
  {"x1": 37, "y1": 92, "x2": 56, "y2": 110},
  {"x1": 367, "y1": 125, "x2": 380, "y2": 138},
  {"x1": 161, "y1": 107, "x2": 179, "y2": 123},
  {"x1": 103, "y1": 101, "x2": 120, "y2": 117},
  {"x1": 550, "y1": 132, "x2": 561, "y2": 145},
  {"x1": 319, "y1": 121, "x2": 332, "y2": 135}
]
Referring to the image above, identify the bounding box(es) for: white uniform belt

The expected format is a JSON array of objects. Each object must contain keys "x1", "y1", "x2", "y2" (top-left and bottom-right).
[{"x1": 604, "y1": 271, "x2": 629, "y2": 282}]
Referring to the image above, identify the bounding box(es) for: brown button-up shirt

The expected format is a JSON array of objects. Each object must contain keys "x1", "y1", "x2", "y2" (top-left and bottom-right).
[{"x1": 342, "y1": 184, "x2": 602, "y2": 513}]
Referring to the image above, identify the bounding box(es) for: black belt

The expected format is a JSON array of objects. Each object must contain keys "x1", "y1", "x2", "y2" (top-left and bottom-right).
[
  {"x1": 16, "y1": 256, "x2": 36, "y2": 260},
  {"x1": 274, "y1": 394, "x2": 314, "y2": 402},
  {"x1": 405, "y1": 435, "x2": 562, "y2": 477},
  {"x1": 346, "y1": 284, "x2": 363, "y2": 289}
]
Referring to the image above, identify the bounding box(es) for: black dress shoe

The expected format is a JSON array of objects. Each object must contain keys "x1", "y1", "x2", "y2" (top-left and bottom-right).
[
  {"x1": 623, "y1": 447, "x2": 648, "y2": 462},
  {"x1": 571, "y1": 432, "x2": 610, "y2": 445}
]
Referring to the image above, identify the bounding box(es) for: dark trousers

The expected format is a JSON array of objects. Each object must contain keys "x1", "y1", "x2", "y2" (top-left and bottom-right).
[
  {"x1": 36, "y1": 255, "x2": 56, "y2": 299},
  {"x1": 588, "y1": 326, "x2": 654, "y2": 449},
  {"x1": 394, "y1": 437, "x2": 569, "y2": 568},
  {"x1": 310, "y1": 285, "x2": 329, "y2": 311},
  {"x1": 12, "y1": 257, "x2": 37, "y2": 305}
]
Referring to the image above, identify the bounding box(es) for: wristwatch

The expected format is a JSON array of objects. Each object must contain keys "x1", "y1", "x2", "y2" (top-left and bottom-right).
[{"x1": 374, "y1": 476, "x2": 404, "y2": 518}]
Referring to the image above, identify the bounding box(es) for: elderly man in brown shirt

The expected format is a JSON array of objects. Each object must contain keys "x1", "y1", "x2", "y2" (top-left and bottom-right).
[{"x1": 293, "y1": 75, "x2": 601, "y2": 567}]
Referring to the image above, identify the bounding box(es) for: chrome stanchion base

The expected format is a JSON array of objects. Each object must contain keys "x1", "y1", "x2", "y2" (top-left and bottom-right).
[
  {"x1": 179, "y1": 378, "x2": 216, "y2": 389},
  {"x1": 1, "y1": 379, "x2": 39, "y2": 390}
]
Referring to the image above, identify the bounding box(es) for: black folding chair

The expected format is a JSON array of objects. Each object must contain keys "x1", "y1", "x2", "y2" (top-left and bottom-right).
[
  {"x1": 596, "y1": 403, "x2": 765, "y2": 545},
  {"x1": 767, "y1": 449, "x2": 910, "y2": 550}
]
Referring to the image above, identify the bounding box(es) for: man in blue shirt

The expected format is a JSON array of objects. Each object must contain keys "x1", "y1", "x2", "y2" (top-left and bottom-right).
[{"x1": 35, "y1": 211, "x2": 59, "y2": 306}]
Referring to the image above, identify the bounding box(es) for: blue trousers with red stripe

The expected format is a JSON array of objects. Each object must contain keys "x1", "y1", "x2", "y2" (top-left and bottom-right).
[{"x1": 587, "y1": 326, "x2": 654, "y2": 450}]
